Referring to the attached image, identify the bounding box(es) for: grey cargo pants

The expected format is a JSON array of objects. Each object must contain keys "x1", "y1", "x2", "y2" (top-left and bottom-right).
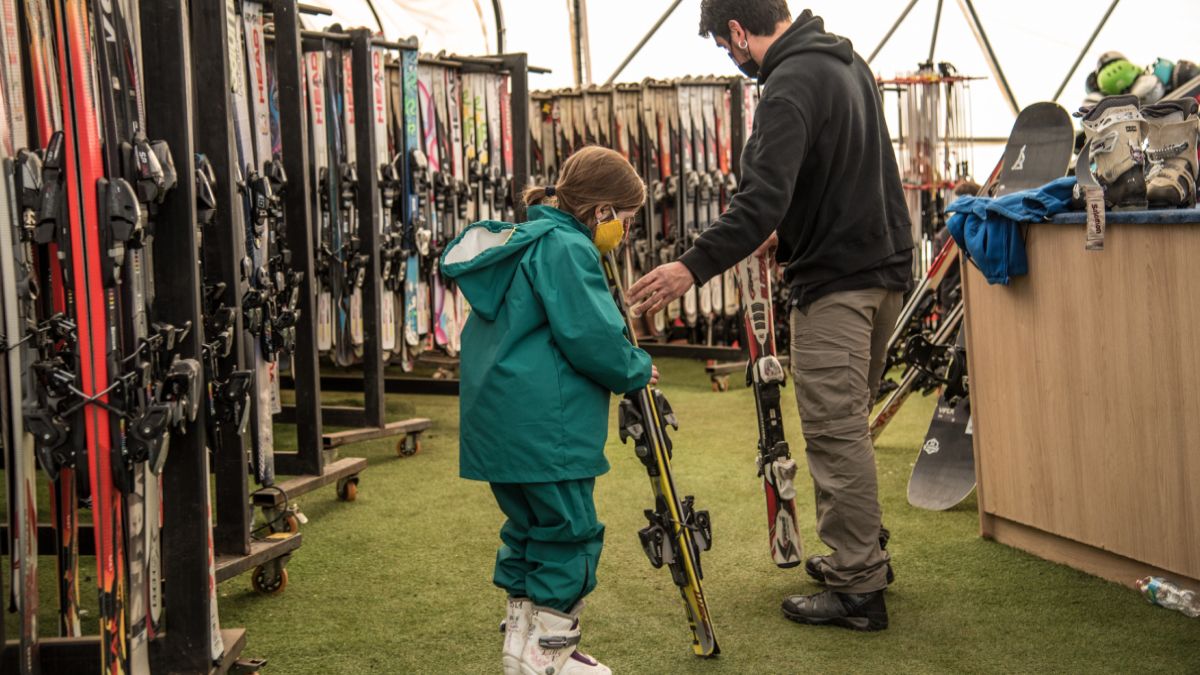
[{"x1": 790, "y1": 287, "x2": 903, "y2": 594}]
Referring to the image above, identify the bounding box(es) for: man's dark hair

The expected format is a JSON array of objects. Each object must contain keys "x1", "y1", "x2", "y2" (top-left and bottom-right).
[{"x1": 698, "y1": 0, "x2": 791, "y2": 42}]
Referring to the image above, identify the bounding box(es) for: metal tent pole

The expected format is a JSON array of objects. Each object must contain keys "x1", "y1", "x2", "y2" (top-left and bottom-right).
[
  {"x1": 604, "y1": 0, "x2": 684, "y2": 85},
  {"x1": 955, "y1": 0, "x2": 1019, "y2": 116},
  {"x1": 868, "y1": 0, "x2": 920, "y2": 65},
  {"x1": 928, "y1": 0, "x2": 944, "y2": 65},
  {"x1": 1052, "y1": 0, "x2": 1121, "y2": 102}
]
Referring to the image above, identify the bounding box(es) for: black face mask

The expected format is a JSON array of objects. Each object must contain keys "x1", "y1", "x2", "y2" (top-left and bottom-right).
[
  {"x1": 735, "y1": 55, "x2": 760, "y2": 79},
  {"x1": 728, "y1": 43, "x2": 759, "y2": 79}
]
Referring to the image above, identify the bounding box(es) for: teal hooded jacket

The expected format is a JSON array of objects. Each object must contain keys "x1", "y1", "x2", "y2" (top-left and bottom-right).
[{"x1": 439, "y1": 205, "x2": 653, "y2": 483}]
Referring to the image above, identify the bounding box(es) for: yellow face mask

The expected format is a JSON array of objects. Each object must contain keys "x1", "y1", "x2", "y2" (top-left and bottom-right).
[{"x1": 593, "y1": 208, "x2": 625, "y2": 254}]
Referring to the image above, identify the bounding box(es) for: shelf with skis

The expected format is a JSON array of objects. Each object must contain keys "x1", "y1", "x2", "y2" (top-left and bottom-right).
[
  {"x1": 297, "y1": 46, "x2": 545, "y2": 399},
  {"x1": 187, "y1": 0, "x2": 313, "y2": 604},
  {"x1": 1, "y1": 0, "x2": 256, "y2": 673},
  {"x1": 256, "y1": 19, "x2": 435, "y2": 460},
  {"x1": 529, "y1": 76, "x2": 782, "y2": 373}
]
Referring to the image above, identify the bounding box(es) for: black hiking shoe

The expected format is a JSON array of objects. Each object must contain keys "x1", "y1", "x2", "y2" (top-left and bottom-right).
[
  {"x1": 781, "y1": 589, "x2": 888, "y2": 632},
  {"x1": 804, "y1": 527, "x2": 894, "y2": 586}
]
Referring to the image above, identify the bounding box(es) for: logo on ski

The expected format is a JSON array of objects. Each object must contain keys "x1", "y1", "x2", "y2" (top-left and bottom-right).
[{"x1": 922, "y1": 438, "x2": 941, "y2": 455}]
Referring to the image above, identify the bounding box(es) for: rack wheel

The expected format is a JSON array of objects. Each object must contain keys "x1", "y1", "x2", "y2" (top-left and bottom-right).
[
  {"x1": 337, "y1": 476, "x2": 359, "y2": 502},
  {"x1": 251, "y1": 564, "x2": 288, "y2": 595},
  {"x1": 283, "y1": 514, "x2": 300, "y2": 534},
  {"x1": 397, "y1": 433, "x2": 421, "y2": 457},
  {"x1": 711, "y1": 376, "x2": 729, "y2": 392}
]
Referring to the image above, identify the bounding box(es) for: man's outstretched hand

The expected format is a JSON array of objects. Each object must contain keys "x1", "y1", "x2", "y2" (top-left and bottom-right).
[{"x1": 627, "y1": 261, "x2": 694, "y2": 317}]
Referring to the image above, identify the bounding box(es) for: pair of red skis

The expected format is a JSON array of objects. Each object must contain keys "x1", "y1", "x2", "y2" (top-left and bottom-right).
[{"x1": 5, "y1": 1, "x2": 204, "y2": 674}]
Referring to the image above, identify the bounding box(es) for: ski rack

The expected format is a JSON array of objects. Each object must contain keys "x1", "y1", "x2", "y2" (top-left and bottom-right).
[
  {"x1": 434, "y1": 51, "x2": 545, "y2": 221},
  {"x1": 239, "y1": 2, "x2": 385, "y2": 524},
  {"x1": 189, "y1": 0, "x2": 303, "y2": 598},
  {"x1": 0, "y1": 2, "x2": 248, "y2": 671},
  {"x1": 643, "y1": 78, "x2": 753, "y2": 367},
  {"x1": 297, "y1": 49, "x2": 545, "y2": 399},
  {"x1": 267, "y1": 26, "x2": 432, "y2": 457}
]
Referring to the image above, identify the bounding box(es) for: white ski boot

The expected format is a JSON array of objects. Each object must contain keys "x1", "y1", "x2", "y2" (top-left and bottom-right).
[
  {"x1": 1079, "y1": 94, "x2": 1147, "y2": 210},
  {"x1": 503, "y1": 597, "x2": 533, "y2": 675},
  {"x1": 520, "y1": 603, "x2": 610, "y2": 675},
  {"x1": 1142, "y1": 98, "x2": 1200, "y2": 208}
]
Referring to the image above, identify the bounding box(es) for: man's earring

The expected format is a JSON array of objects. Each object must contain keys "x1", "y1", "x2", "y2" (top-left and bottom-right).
[{"x1": 738, "y1": 40, "x2": 749, "y2": 49}]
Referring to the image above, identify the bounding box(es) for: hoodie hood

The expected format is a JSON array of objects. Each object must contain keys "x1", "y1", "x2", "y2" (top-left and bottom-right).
[
  {"x1": 759, "y1": 10, "x2": 854, "y2": 82},
  {"x1": 440, "y1": 206, "x2": 589, "y2": 320}
]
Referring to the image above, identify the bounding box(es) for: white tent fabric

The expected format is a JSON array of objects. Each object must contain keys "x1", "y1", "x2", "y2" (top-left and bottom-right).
[{"x1": 317, "y1": 0, "x2": 1200, "y2": 173}]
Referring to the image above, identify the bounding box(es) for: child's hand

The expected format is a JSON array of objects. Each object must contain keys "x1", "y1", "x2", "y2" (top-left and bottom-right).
[{"x1": 650, "y1": 366, "x2": 660, "y2": 386}]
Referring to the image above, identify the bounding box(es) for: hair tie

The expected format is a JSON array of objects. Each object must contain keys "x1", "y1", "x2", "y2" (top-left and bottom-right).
[{"x1": 544, "y1": 185, "x2": 556, "y2": 197}]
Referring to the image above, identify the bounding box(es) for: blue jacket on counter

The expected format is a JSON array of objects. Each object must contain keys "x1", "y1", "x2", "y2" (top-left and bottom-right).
[{"x1": 946, "y1": 176, "x2": 1077, "y2": 285}]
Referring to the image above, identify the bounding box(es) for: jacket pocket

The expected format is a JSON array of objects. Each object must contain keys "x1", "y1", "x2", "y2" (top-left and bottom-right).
[{"x1": 792, "y1": 349, "x2": 854, "y2": 422}]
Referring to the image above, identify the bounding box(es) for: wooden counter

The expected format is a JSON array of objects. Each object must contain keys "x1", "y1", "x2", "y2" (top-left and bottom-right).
[{"x1": 962, "y1": 209, "x2": 1200, "y2": 589}]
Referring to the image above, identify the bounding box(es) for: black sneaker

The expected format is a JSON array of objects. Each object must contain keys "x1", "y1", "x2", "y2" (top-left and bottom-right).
[
  {"x1": 804, "y1": 527, "x2": 894, "y2": 586},
  {"x1": 781, "y1": 589, "x2": 888, "y2": 632}
]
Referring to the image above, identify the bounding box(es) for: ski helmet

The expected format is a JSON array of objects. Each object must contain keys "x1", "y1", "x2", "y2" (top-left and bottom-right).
[
  {"x1": 1096, "y1": 51, "x2": 1127, "y2": 72},
  {"x1": 1170, "y1": 60, "x2": 1200, "y2": 92},
  {"x1": 1152, "y1": 58, "x2": 1175, "y2": 86},
  {"x1": 1097, "y1": 58, "x2": 1140, "y2": 95},
  {"x1": 1130, "y1": 73, "x2": 1165, "y2": 105}
]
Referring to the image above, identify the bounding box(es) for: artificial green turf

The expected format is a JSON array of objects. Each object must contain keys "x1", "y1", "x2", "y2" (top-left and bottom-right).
[{"x1": 5, "y1": 358, "x2": 1198, "y2": 672}]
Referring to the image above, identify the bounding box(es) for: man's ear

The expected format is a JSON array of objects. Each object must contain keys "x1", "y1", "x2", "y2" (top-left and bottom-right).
[{"x1": 727, "y1": 19, "x2": 744, "y2": 44}]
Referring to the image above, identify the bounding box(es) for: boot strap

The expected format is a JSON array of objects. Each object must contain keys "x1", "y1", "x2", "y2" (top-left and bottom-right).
[{"x1": 538, "y1": 633, "x2": 581, "y2": 650}]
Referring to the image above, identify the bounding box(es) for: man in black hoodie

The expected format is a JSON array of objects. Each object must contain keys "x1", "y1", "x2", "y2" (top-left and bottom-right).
[{"x1": 628, "y1": 1, "x2": 912, "y2": 631}]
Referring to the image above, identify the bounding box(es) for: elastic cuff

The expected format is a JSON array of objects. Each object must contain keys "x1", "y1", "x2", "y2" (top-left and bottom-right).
[{"x1": 678, "y1": 246, "x2": 721, "y2": 287}]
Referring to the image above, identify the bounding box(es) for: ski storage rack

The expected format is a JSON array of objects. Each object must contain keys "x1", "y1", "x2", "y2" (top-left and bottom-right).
[
  {"x1": 189, "y1": 0, "x2": 305, "y2": 599},
  {"x1": 528, "y1": 77, "x2": 760, "y2": 365},
  {"x1": 1, "y1": 1, "x2": 250, "y2": 671},
  {"x1": 289, "y1": 50, "x2": 545, "y2": 399},
  {"x1": 267, "y1": 21, "x2": 431, "y2": 459}
]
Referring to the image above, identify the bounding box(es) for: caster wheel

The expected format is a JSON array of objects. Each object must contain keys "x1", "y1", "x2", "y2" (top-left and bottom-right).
[
  {"x1": 397, "y1": 434, "x2": 421, "y2": 457},
  {"x1": 283, "y1": 514, "x2": 300, "y2": 534},
  {"x1": 251, "y1": 565, "x2": 288, "y2": 595},
  {"x1": 337, "y1": 477, "x2": 359, "y2": 502}
]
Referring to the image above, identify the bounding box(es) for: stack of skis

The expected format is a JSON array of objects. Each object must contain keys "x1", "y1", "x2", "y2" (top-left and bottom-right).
[
  {"x1": 303, "y1": 34, "x2": 519, "y2": 372},
  {"x1": 2, "y1": 0, "x2": 222, "y2": 673},
  {"x1": 530, "y1": 78, "x2": 781, "y2": 349}
]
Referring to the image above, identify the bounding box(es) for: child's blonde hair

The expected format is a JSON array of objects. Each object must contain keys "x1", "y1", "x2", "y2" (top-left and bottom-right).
[{"x1": 523, "y1": 146, "x2": 646, "y2": 224}]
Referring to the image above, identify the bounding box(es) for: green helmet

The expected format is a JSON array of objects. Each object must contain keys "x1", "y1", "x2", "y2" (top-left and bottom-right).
[{"x1": 1097, "y1": 58, "x2": 1140, "y2": 95}]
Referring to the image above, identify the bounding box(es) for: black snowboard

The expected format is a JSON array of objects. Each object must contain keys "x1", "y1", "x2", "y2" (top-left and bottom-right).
[
  {"x1": 909, "y1": 389, "x2": 975, "y2": 509},
  {"x1": 907, "y1": 102, "x2": 1074, "y2": 510},
  {"x1": 992, "y1": 101, "x2": 1074, "y2": 196}
]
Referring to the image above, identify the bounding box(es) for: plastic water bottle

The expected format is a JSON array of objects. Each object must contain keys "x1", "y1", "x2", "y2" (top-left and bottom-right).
[{"x1": 1136, "y1": 576, "x2": 1200, "y2": 618}]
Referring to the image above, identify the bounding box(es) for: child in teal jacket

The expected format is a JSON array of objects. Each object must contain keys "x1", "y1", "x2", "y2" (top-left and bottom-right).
[{"x1": 440, "y1": 147, "x2": 653, "y2": 675}]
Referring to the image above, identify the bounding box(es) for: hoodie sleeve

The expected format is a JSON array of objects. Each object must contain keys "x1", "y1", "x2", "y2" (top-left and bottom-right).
[
  {"x1": 531, "y1": 234, "x2": 653, "y2": 394},
  {"x1": 679, "y1": 95, "x2": 809, "y2": 285}
]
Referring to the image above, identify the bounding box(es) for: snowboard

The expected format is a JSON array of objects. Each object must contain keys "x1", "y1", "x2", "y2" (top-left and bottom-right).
[
  {"x1": 907, "y1": 329, "x2": 975, "y2": 510},
  {"x1": 992, "y1": 102, "x2": 1074, "y2": 196},
  {"x1": 898, "y1": 102, "x2": 1074, "y2": 510}
]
